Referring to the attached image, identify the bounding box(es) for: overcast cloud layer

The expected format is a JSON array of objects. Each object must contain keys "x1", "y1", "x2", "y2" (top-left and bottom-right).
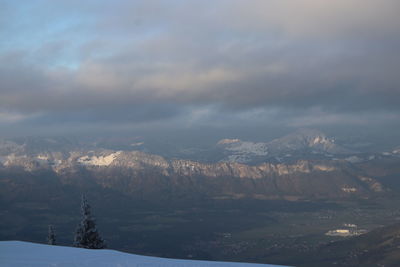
[{"x1": 0, "y1": 0, "x2": 399, "y2": 140}]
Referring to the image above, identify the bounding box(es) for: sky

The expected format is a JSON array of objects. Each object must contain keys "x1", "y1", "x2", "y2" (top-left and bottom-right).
[{"x1": 0, "y1": 0, "x2": 399, "y2": 144}]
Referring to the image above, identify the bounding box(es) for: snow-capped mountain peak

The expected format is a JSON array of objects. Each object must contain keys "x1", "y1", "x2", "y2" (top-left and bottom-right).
[{"x1": 217, "y1": 129, "x2": 354, "y2": 163}]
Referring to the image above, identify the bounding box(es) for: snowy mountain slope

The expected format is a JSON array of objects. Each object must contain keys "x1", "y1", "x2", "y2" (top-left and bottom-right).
[
  {"x1": 0, "y1": 241, "x2": 283, "y2": 267},
  {"x1": 77, "y1": 151, "x2": 122, "y2": 166},
  {"x1": 217, "y1": 139, "x2": 269, "y2": 163}
]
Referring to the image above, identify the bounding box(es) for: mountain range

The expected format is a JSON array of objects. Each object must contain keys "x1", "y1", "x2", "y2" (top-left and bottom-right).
[{"x1": 1, "y1": 129, "x2": 398, "y2": 201}]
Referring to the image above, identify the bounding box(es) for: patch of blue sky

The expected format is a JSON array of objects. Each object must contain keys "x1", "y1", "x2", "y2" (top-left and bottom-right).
[{"x1": 0, "y1": 1, "x2": 94, "y2": 69}]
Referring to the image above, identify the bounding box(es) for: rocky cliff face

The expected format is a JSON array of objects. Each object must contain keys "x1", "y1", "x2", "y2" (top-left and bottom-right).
[{"x1": 0, "y1": 149, "x2": 385, "y2": 200}]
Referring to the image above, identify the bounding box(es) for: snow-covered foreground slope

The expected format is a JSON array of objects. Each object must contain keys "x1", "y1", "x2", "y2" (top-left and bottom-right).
[{"x1": 0, "y1": 241, "x2": 285, "y2": 267}]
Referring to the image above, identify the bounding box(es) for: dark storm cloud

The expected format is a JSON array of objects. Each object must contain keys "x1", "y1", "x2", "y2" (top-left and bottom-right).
[{"x1": 0, "y1": 0, "x2": 399, "y2": 135}]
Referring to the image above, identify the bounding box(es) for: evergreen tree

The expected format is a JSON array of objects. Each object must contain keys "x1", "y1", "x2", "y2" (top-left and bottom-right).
[
  {"x1": 47, "y1": 225, "x2": 56, "y2": 245},
  {"x1": 74, "y1": 195, "x2": 106, "y2": 249}
]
